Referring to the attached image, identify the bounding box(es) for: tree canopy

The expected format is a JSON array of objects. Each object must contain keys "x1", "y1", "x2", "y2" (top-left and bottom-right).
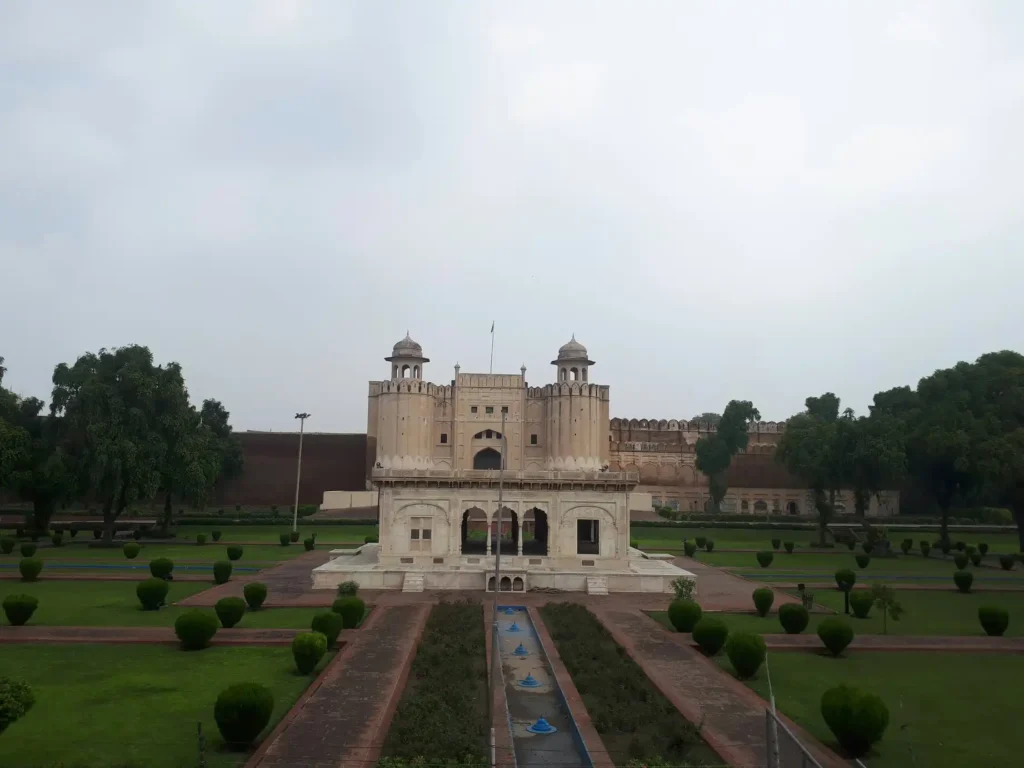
[{"x1": 695, "y1": 400, "x2": 760, "y2": 512}]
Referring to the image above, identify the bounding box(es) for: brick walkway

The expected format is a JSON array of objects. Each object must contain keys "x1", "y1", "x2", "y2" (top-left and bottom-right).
[
  {"x1": 674, "y1": 556, "x2": 800, "y2": 611},
  {"x1": 177, "y1": 550, "x2": 331, "y2": 606},
  {"x1": 245, "y1": 604, "x2": 429, "y2": 768},
  {"x1": 0, "y1": 625, "x2": 298, "y2": 645}
]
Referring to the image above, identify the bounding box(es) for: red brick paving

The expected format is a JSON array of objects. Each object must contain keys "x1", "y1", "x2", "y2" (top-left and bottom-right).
[
  {"x1": 674, "y1": 556, "x2": 802, "y2": 611},
  {"x1": 0, "y1": 625, "x2": 301, "y2": 645},
  {"x1": 176, "y1": 550, "x2": 331, "y2": 606}
]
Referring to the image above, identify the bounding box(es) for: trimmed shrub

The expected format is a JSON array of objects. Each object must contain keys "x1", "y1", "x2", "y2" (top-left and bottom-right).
[
  {"x1": 289, "y1": 531, "x2": 300, "y2": 543},
  {"x1": 965, "y1": 544, "x2": 977, "y2": 556},
  {"x1": 93, "y1": 529, "x2": 102, "y2": 540},
  {"x1": 834, "y1": 569, "x2": 856, "y2": 591},
  {"x1": 332, "y1": 596, "x2": 366, "y2": 628},
  {"x1": 954, "y1": 553, "x2": 968, "y2": 570},
  {"x1": 940, "y1": 541, "x2": 952, "y2": 556},
  {"x1": 0, "y1": 677, "x2": 35, "y2": 733},
  {"x1": 336, "y1": 581, "x2": 359, "y2": 597},
  {"x1": 244, "y1": 582, "x2": 268, "y2": 610},
  {"x1": 196, "y1": 534, "x2": 207, "y2": 546},
  {"x1": 2, "y1": 594, "x2": 39, "y2": 626},
  {"x1": 215, "y1": 597, "x2": 246, "y2": 628},
  {"x1": 752, "y1": 588, "x2": 774, "y2": 617},
  {"x1": 279, "y1": 533, "x2": 290, "y2": 546},
  {"x1": 50, "y1": 532, "x2": 63, "y2": 547},
  {"x1": 900, "y1": 539, "x2": 912, "y2": 554},
  {"x1": 0, "y1": 537, "x2": 13, "y2": 554},
  {"x1": 667, "y1": 599, "x2": 703, "y2": 632},
  {"x1": 364, "y1": 535, "x2": 378, "y2": 544},
  {"x1": 850, "y1": 590, "x2": 873, "y2": 619},
  {"x1": 861, "y1": 542, "x2": 873, "y2": 555},
  {"x1": 756, "y1": 551, "x2": 774, "y2": 568},
  {"x1": 311, "y1": 610, "x2": 344, "y2": 649},
  {"x1": 132, "y1": 528, "x2": 142, "y2": 541},
  {"x1": 855, "y1": 554, "x2": 870, "y2": 569},
  {"x1": 820, "y1": 684, "x2": 889, "y2": 757},
  {"x1": 771, "y1": 538, "x2": 781, "y2": 550},
  {"x1": 214, "y1": 683, "x2": 274, "y2": 748},
  {"x1": 920, "y1": 541, "x2": 931, "y2": 557},
  {"x1": 979, "y1": 542, "x2": 989, "y2": 556},
  {"x1": 226, "y1": 545, "x2": 243, "y2": 561},
  {"x1": 19, "y1": 557, "x2": 42, "y2": 582},
  {"x1": 969, "y1": 552, "x2": 982, "y2": 566},
  {"x1": 845, "y1": 539, "x2": 856, "y2": 551},
  {"x1": 683, "y1": 541, "x2": 698, "y2": 557},
  {"x1": 174, "y1": 610, "x2": 219, "y2": 650},
  {"x1": 725, "y1": 632, "x2": 767, "y2": 679},
  {"x1": 123, "y1": 542, "x2": 141, "y2": 559},
  {"x1": 954, "y1": 570, "x2": 974, "y2": 593},
  {"x1": 955, "y1": 541, "x2": 966, "y2": 552},
  {"x1": 304, "y1": 538, "x2": 315, "y2": 551},
  {"x1": 695, "y1": 536, "x2": 707, "y2": 548},
  {"x1": 978, "y1": 605, "x2": 1009, "y2": 637},
  {"x1": 292, "y1": 631, "x2": 328, "y2": 674},
  {"x1": 705, "y1": 539, "x2": 715, "y2": 552},
  {"x1": 19, "y1": 543, "x2": 36, "y2": 558},
  {"x1": 136, "y1": 578, "x2": 170, "y2": 610},
  {"x1": 213, "y1": 560, "x2": 232, "y2": 584},
  {"x1": 212, "y1": 530, "x2": 222, "y2": 542},
  {"x1": 150, "y1": 558, "x2": 174, "y2": 580},
  {"x1": 779, "y1": 603, "x2": 809, "y2": 634},
  {"x1": 784, "y1": 541, "x2": 795, "y2": 553},
  {"x1": 692, "y1": 617, "x2": 729, "y2": 656},
  {"x1": 817, "y1": 618, "x2": 854, "y2": 656},
  {"x1": 999, "y1": 554, "x2": 1015, "y2": 571}
]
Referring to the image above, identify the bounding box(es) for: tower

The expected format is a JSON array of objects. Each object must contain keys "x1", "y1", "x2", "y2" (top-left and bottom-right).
[
  {"x1": 551, "y1": 334, "x2": 594, "y2": 382},
  {"x1": 385, "y1": 332, "x2": 429, "y2": 380},
  {"x1": 546, "y1": 336, "x2": 608, "y2": 470},
  {"x1": 374, "y1": 333, "x2": 435, "y2": 469}
]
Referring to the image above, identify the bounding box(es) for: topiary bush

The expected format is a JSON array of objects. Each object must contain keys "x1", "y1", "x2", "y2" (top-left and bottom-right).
[
  {"x1": 862, "y1": 542, "x2": 873, "y2": 555},
  {"x1": 920, "y1": 541, "x2": 931, "y2": 558},
  {"x1": 979, "y1": 542, "x2": 989, "y2": 556},
  {"x1": 855, "y1": 554, "x2": 870, "y2": 569},
  {"x1": 304, "y1": 538, "x2": 315, "y2": 551},
  {"x1": 0, "y1": 677, "x2": 35, "y2": 734},
  {"x1": 336, "y1": 581, "x2": 359, "y2": 597},
  {"x1": 50, "y1": 532, "x2": 63, "y2": 547},
  {"x1": 215, "y1": 597, "x2": 247, "y2": 628},
  {"x1": 19, "y1": 543, "x2": 36, "y2": 558},
  {"x1": 244, "y1": 582, "x2": 268, "y2": 610},
  {"x1": 227, "y1": 545, "x2": 243, "y2": 561},
  {"x1": 136, "y1": 578, "x2": 170, "y2": 610},
  {"x1": 196, "y1": 534, "x2": 207, "y2": 546},
  {"x1": 956, "y1": 541, "x2": 966, "y2": 552},
  {"x1": 213, "y1": 560, "x2": 232, "y2": 584},
  {"x1": 132, "y1": 528, "x2": 142, "y2": 541},
  {"x1": 725, "y1": 632, "x2": 767, "y2": 679},
  {"x1": 820, "y1": 684, "x2": 889, "y2": 757},
  {"x1": 212, "y1": 530, "x2": 222, "y2": 542},
  {"x1": 2, "y1": 594, "x2": 39, "y2": 626},
  {"x1": 752, "y1": 588, "x2": 774, "y2": 617},
  {"x1": 779, "y1": 603, "x2": 809, "y2": 634},
  {"x1": 289, "y1": 531, "x2": 300, "y2": 543},
  {"x1": 900, "y1": 539, "x2": 912, "y2": 554},
  {"x1": 93, "y1": 529, "x2": 102, "y2": 540},
  {"x1": 954, "y1": 570, "x2": 974, "y2": 593},
  {"x1": 692, "y1": 617, "x2": 729, "y2": 656},
  {"x1": 214, "y1": 682, "x2": 274, "y2": 748},
  {"x1": 150, "y1": 558, "x2": 174, "y2": 580},
  {"x1": 970, "y1": 552, "x2": 982, "y2": 566},
  {"x1": 850, "y1": 591, "x2": 873, "y2": 619},
  {"x1": 771, "y1": 538, "x2": 781, "y2": 550},
  {"x1": 940, "y1": 541, "x2": 952, "y2": 556},
  {"x1": 667, "y1": 599, "x2": 703, "y2": 632},
  {"x1": 123, "y1": 542, "x2": 140, "y2": 559},
  {"x1": 965, "y1": 544, "x2": 977, "y2": 556},
  {"x1": 954, "y1": 553, "x2": 969, "y2": 569},
  {"x1": 695, "y1": 536, "x2": 707, "y2": 548},
  {"x1": 784, "y1": 541, "x2": 795, "y2": 553},
  {"x1": 705, "y1": 539, "x2": 715, "y2": 552},
  {"x1": 279, "y1": 533, "x2": 290, "y2": 546},
  {"x1": 683, "y1": 541, "x2": 698, "y2": 557},
  {"x1": 834, "y1": 568, "x2": 856, "y2": 591},
  {"x1": 174, "y1": 610, "x2": 219, "y2": 650},
  {"x1": 292, "y1": 631, "x2": 328, "y2": 674},
  {"x1": 845, "y1": 539, "x2": 856, "y2": 551},
  {"x1": 818, "y1": 618, "x2": 854, "y2": 656},
  {"x1": 978, "y1": 605, "x2": 1009, "y2": 637},
  {"x1": 332, "y1": 596, "x2": 366, "y2": 628},
  {"x1": 311, "y1": 610, "x2": 344, "y2": 649},
  {"x1": 1000, "y1": 554, "x2": 1016, "y2": 571},
  {"x1": 756, "y1": 551, "x2": 774, "y2": 568},
  {"x1": 364, "y1": 535, "x2": 378, "y2": 544},
  {"x1": 19, "y1": 557, "x2": 42, "y2": 582},
  {"x1": 0, "y1": 536, "x2": 13, "y2": 554}
]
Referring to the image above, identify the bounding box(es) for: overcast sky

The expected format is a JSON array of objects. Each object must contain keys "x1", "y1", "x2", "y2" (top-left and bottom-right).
[{"x1": 2, "y1": 1, "x2": 1022, "y2": 433}]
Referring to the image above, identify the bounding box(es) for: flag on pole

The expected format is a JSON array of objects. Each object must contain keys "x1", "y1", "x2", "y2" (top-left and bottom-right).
[{"x1": 490, "y1": 321, "x2": 495, "y2": 333}]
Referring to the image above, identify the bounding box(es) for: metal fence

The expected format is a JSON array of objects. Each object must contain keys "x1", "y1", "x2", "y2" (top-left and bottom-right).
[{"x1": 765, "y1": 708, "x2": 825, "y2": 768}]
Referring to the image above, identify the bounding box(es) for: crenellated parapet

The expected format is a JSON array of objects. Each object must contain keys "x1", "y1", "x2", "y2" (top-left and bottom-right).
[{"x1": 610, "y1": 417, "x2": 786, "y2": 433}]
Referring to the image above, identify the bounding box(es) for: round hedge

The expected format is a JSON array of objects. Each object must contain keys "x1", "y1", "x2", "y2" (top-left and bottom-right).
[
  {"x1": 999, "y1": 554, "x2": 1016, "y2": 571},
  {"x1": 123, "y1": 542, "x2": 141, "y2": 559},
  {"x1": 979, "y1": 542, "x2": 989, "y2": 556},
  {"x1": 695, "y1": 536, "x2": 707, "y2": 548},
  {"x1": 667, "y1": 599, "x2": 703, "y2": 632},
  {"x1": 215, "y1": 597, "x2": 247, "y2": 629},
  {"x1": 778, "y1": 603, "x2": 809, "y2": 635},
  {"x1": 331, "y1": 596, "x2": 366, "y2": 629},
  {"x1": 919, "y1": 541, "x2": 931, "y2": 557},
  {"x1": 2, "y1": 594, "x2": 39, "y2": 626},
  {"x1": 954, "y1": 570, "x2": 974, "y2": 594},
  {"x1": 311, "y1": 611, "x2": 344, "y2": 649},
  {"x1": 136, "y1": 578, "x2": 170, "y2": 610},
  {"x1": 0, "y1": 536, "x2": 14, "y2": 554},
  {"x1": 683, "y1": 541, "x2": 698, "y2": 557},
  {"x1": 213, "y1": 560, "x2": 232, "y2": 585},
  {"x1": 226, "y1": 545, "x2": 243, "y2": 561},
  {"x1": 19, "y1": 543, "x2": 36, "y2": 558},
  {"x1": 174, "y1": 610, "x2": 219, "y2": 650},
  {"x1": 0, "y1": 677, "x2": 35, "y2": 733},
  {"x1": 196, "y1": 534, "x2": 207, "y2": 546},
  {"x1": 970, "y1": 552, "x2": 982, "y2": 566},
  {"x1": 19, "y1": 557, "x2": 42, "y2": 582},
  {"x1": 50, "y1": 532, "x2": 62, "y2": 547},
  {"x1": 771, "y1": 538, "x2": 781, "y2": 550},
  {"x1": 849, "y1": 591, "x2": 873, "y2": 619},
  {"x1": 820, "y1": 684, "x2": 889, "y2": 757},
  {"x1": 855, "y1": 554, "x2": 870, "y2": 569},
  {"x1": 289, "y1": 531, "x2": 300, "y2": 543},
  {"x1": 336, "y1": 581, "x2": 359, "y2": 597},
  {"x1": 214, "y1": 683, "x2": 274, "y2": 748},
  {"x1": 292, "y1": 631, "x2": 328, "y2": 674},
  {"x1": 784, "y1": 541, "x2": 795, "y2": 553},
  {"x1": 900, "y1": 539, "x2": 912, "y2": 554},
  {"x1": 978, "y1": 605, "x2": 1009, "y2": 637},
  {"x1": 691, "y1": 617, "x2": 729, "y2": 656},
  {"x1": 862, "y1": 542, "x2": 873, "y2": 555},
  {"x1": 149, "y1": 558, "x2": 174, "y2": 580},
  {"x1": 756, "y1": 551, "x2": 774, "y2": 568},
  {"x1": 817, "y1": 618, "x2": 854, "y2": 656},
  {"x1": 244, "y1": 582, "x2": 268, "y2": 610},
  {"x1": 725, "y1": 632, "x2": 767, "y2": 680},
  {"x1": 752, "y1": 588, "x2": 774, "y2": 617},
  {"x1": 212, "y1": 531, "x2": 222, "y2": 542},
  {"x1": 304, "y1": 538, "x2": 315, "y2": 552},
  {"x1": 704, "y1": 539, "x2": 715, "y2": 552},
  {"x1": 954, "y1": 553, "x2": 969, "y2": 570},
  {"x1": 834, "y1": 569, "x2": 856, "y2": 591},
  {"x1": 279, "y1": 533, "x2": 290, "y2": 546}
]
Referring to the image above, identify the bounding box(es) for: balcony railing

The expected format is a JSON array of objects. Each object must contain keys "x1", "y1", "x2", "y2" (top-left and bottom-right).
[{"x1": 371, "y1": 468, "x2": 639, "y2": 483}]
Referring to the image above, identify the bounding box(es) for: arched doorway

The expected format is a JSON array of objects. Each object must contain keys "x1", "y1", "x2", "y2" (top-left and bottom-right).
[
  {"x1": 461, "y1": 507, "x2": 488, "y2": 555},
  {"x1": 523, "y1": 507, "x2": 549, "y2": 556},
  {"x1": 491, "y1": 507, "x2": 517, "y2": 554},
  {"x1": 473, "y1": 448, "x2": 502, "y2": 470},
  {"x1": 753, "y1": 500, "x2": 769, "y2": 514},
  {"x1": 786, "y1": 501, "x2": 799, "y2": 515}
]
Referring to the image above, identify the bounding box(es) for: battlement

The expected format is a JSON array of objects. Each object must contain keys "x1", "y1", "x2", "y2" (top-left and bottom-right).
[
  {"x1": 370, "y1": 380, "x2": 453, "y2": 397},
  {"x1": 526, "y1": 383, "x2": 610, "y2": 399},
  {"x1": 611, "y1": 417, "x2": 786, "y2": 433}
]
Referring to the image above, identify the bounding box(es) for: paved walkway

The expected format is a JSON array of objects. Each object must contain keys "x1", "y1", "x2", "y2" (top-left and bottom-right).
[
  {"x1": 0, "y1": 625, "x2": 298, "y2": 645},
  {"x1": 177, "y1": 550, "x2": 331, "y2": 606},
  {"x1": 674, "y1": 556, "x2": 800, "y2": 611},
  {"x1": 245, "y1": 604, "x2": 428, "y2": 768}
]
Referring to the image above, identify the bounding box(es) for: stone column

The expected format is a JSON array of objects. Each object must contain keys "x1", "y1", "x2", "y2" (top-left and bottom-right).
[{"x1": 486, "y1": 512, "x2": 492, "y2": 556}]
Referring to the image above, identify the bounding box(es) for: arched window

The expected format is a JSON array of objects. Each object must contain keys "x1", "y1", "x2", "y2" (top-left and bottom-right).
[
  {"x1": 570, "y1": 367, "x2": 579, "y2": 381},
  {"x1": 560, "y1": 368, "x2": 567, "y2": 381},
  {"x1": 401, "y1": 364, "x2": 410, "y2": 378},
  {"x1": 413, "y1": 365, "x2": 420, "y2": 378},
  {"x1": 473, "y1": 447, "x2": 502, "y2": 470},
  {"x1": 392, "y1": 364, "x2": 398, "y2": 378}
]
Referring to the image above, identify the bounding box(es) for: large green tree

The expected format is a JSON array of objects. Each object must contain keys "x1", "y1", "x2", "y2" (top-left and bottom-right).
[{"x1": 695, "y1": 400, "x2": 760, "y2": 512}]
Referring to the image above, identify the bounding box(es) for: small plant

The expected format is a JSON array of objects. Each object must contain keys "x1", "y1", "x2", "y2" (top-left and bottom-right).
[
  {"x1": 234, "y1": 504, "x2": 241, "y2": 513},
  {"x1": 336, "y1": 581, "x2": 359, "y2": 597},
  {"x1": 683, "y1": 541, "x2": 698, "y2": 557},
  {"x1": 756, "y1": 551, "x2": 774, "y2": 568},
  {"x1": 132, "y1": 528, "x2": 142, "y2": 541},
  {"x1": 331, "y1": 596, "x2": 366, "y2": 628},
  {"x1": 855, "y1": 554, "x2": 870, "y2": 569},
  {"x1": 725, "y1": 632, "x2": 767, "y2": 679},
  {"x1": 695, "y1": 536, "x2": 707, "y2": 548},
  {"x1": 196, "y1": 534, "x2": 207, "y2": 546},
  {"x1": 955, "y1": 541, "x2": 966, "y2": 552},
  {"x1": 771, "y1": 538, "x2": 781, "y2": 550},
  {"x1": 279, "y1": 533, "x2": 290, "y2": 546},
  {"x1": 752, "y1": 588, "x2": 774, "y2": 617},
  {"x1": 213, "y1": 560, "x2": 232, "y2": 584},
  {"x1": 965, "y1": 544, "x2": 977, "y2": 556},
  {"x1": 778, "y1": 603, "x2": 809, "y2": 634},
  {"x1": 174, "y1": 610, "x2": 219, "y2": 650},
  {"x1": 136, "y1": 578, "x2": 170, "y2": 610},
  {"x1": 0, "y1": 536, "x2": 13, "y2": 554},
  {"x1": 212, "y1": 530, "x2": 222, "y2": 542},
  {"x1": 2, "y1": 594, "x2": 39, "y2": 626},
  {"x1": 941, "y1": 541, "x2": 952, "y2": 556},
  {"x1": 304, "y1": 537, "x2": 315, "y2": 551},
  {"x1": 834, "y1": 568, "x2": 856, "y2": 592},
  {"x1": 0, "y1": 677, "x2": 35, "y2": 733},
  {"x1": 215, "y1": 597, "x2": 247, "y2": 628},
  {"x1": 19, "y1": 543, "x2": 36, "y2": 558},
  {"x1": 214, "y1": 682, "x2": 274, "y2": 748},
  {"x1": 900, "y1": 539, "x2": 912, "y2": 554},
  {"x1": 870, "y1": 584, "x2": 904, "y2": 634},
  {"x1": 817, "y1": 618, "x2": 854, "y2": 656},
  {"x1": 311, "y1": 610, "x2": 344, "y2": 648},
  {"x1": 999, "y1": 554, "x2": 1015, "y2": 571},
  {"x1": 244, "y1": 582, "x2": 268, "y2": 610},
  {"x1": 954, "y1": 570, "x2": 974, "y2": 593},
  {"x1": 969, "y1": 552, "x2": 982, "y2": 566},
  {"x1": 705, "y1": 539, "x2": 715, "y2": 552},
  {"x1": 784, "y1": 541, "x2": 795, "y2": 553},
  {"x1": 850, "y1": 591, "x2": 873, "y2": 619},
  {"x1": 271, "y1": 505, "x2": 279, "y2": 516},
  {"x1": 19, "y1": 557, "x2": 42, "y2": 582},
  {"x1": 920, "y1": 541, "x2": 931, "y2": 558},
  {"x1": 150, "y1": 558, "x2": 174, "y2": 580},
  {"x1": 292, "y1": 631, "x2": 328, "y2": 674},
  {"x1": 289, "y1": 531, "x2": 300, "y2": 543},
  {"x1": 670, "y1": 576, "x2": 696, "y2": 601},
  {"x1": 364, "y1": 535, "x2": 378, "y2": 544},
  {"x1": 978, "y1": 605, "x2": 1009, "y2": 637},
  {"x1": 845, "y1": 539, "x2": 856, "y2": 551},
  {"x1": 979, "y1": 542, "x2": 989, "y2": 556},
  {"x1": 227, "y1": 545, "x2": 243, "y2": 561},
  {"x1": 820, "y1": 684, "x2": 889, "y2": 757},
  {"x1": 861, "y1": 542, "x2": 873, "y2": 555},
  {"x1": 954, "y1": 553, "x2": 969, "y2": 570},
  {"x1": 50, "y1": 532, "x2": 63, "y2": 547},
  {"x1": 123, "y1": 542, "x2": 140, "y2": 559},
  {"x1": 692, "y1": 617, "x2": 729, "y2": 655},
  {"x1": 217, "y1": 509, "x2": 224, "y2": 517}
]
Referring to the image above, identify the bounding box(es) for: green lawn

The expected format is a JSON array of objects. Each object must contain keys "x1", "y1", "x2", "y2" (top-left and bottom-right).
[
  {"x1": 0, "y1": 580, "x2": 329, "y2": 628},
  {"x1": 176, "y1": 524, "x2": 378, "y2": 544},
  {"x1": 717, "y1": 651, "x2": 1024, "y2": 767},
  {"x1": 649, "y1": 588, "x2": 1024, "y2": 636},
  {"x1": 2, "y1": 542, "x2": 308, "y2": 566},
  {"x1": 0, "y1": 643, "x2": 330, "y2": 768}
]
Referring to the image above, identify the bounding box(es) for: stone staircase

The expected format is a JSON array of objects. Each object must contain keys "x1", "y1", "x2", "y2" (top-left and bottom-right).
[
  {"x1": 401, "y1": 573, "x2": 424, "y2": 593},
  {"x1": 586, "y1": 575, "x2": 608, "y2": 595}
]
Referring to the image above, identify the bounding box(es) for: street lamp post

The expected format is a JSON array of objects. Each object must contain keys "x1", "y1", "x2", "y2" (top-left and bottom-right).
[{"x1": 292, "y1": 413, "x2": 311, "y2": 534}]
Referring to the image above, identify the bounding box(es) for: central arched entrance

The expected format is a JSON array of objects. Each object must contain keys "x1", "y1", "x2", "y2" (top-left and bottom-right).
[
  {"x1": 473, "y1": 448, "x2": 502, "y2": 470},
  {"x1": 491, "y1": 506, "x2": 517, "y2": 553},
  {"x1": 461, "y1": 507, "x2": 488, "y2": 554},
  {"x1": 522, "y1": 507, "x2": 549, "y2": 556}
]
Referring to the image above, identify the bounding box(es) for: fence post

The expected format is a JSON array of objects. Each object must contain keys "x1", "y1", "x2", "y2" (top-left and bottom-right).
[{"x1": 197, "y1": 721, "x2": 207, "y2": 768}]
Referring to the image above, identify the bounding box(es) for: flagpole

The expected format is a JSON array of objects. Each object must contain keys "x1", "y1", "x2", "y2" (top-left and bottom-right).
[{"x1": 489, "y1": 321, "x2": 495, "y2": 374}]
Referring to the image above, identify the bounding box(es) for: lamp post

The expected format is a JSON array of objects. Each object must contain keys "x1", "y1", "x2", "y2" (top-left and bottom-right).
[
  {"x1": 292, "y1": 412, "x2": 311, "y2": 534},
  {"x1": 489, "y1": 411, "x2": 507, "y2": 756}
]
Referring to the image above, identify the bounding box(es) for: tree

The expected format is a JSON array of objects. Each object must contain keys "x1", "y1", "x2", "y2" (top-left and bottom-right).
[
  {"x1": 691, "y1": 412, "x2": 722, "y2": 426},
  {"x1": 0, "y1": 357, "x2": 31, "y2": 488},
  {"x1": 695, "y1": 401, "x2": 760, "y2": 512},
  {"x1": 847, "y1": 415, "x2": 907, "y2": 518},
  {"x1": 870, "y1": 584, "x2": 904, "y2": 635},
  {"x1": 200, "y1": 399, "x2": 244, "y2": 483}
]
